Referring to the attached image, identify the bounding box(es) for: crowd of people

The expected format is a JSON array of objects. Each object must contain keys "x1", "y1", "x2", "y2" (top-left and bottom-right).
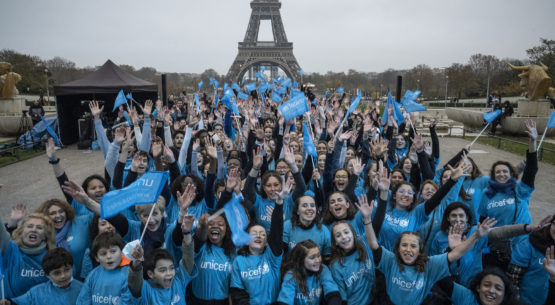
[{"x1": 0, "y1": 82, "x2": 554, "y2": 305}]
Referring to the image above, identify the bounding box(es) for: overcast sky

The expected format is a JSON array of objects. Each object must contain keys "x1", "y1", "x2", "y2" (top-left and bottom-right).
[{"x1": 1, "y1": 0, "x2": 554, "y2": 75}]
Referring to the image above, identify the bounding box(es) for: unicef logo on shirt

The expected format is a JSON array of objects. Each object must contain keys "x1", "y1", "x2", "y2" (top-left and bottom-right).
[
  {"x1": 415, "y1": 279, "x2": 424, "y2": 290},
  {"x1": 262, "y1": 262, "x2": 270, "y2": 274},
  {"x1": 171, "y1": 294, "x2": 181, "y2": 304},
  {"x1": 399, "y1": 219, "x2": 409, "y2": 227}
]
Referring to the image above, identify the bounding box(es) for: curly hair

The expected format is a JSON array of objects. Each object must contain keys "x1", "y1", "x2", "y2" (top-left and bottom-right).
[
  {"x1": 489, "y1": 161, "x2": 518, "y2": 180},
  {"x1": 469, "y1": 268, "x2": 519, "y2": 305},
  {"x1": 171, "y1": 174, "x2": 205, "y2": 203},
  {"x1": 329, "y1": 221, "x2": 367, "y2": 266},
  {"x1": 35, "y1": 198, "x2": 76, "y2": 223},
  {"x1": 323, "y1": 192, "x2": 357, "y2": 225},
  {"x1": 12, "y1": 213, "x2": 56, "y2": 250},
  {"x1": 280, "y1": 240, "x2": 322, "y2": 296},
  {"x1": 440, "y1": 202, "x2": 473, "y2": 233},
  {"x1": 393, "y1": 231, "x2": 429, "y2": 273}
]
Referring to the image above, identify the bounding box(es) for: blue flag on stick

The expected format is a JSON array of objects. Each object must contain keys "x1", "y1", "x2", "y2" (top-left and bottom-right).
[
  {"x1": 209, "y1": 77, "x2": 215, "y2": 86},
  {"x1": 336, "y1": 87, "x2": 344, "y2": 94},
  {"x1": 255, "y1": 72, "x2": 266, "y2": 83},
  {"x1": 271, "y1": 91, "x2": 283, "y2": 103},
  {"x1": 293, "y1": 80, "x2": 298, "y2": 88},
  {"x1": 278, "y1": 94, "x2": 308, "y2": 122},
  {"x1": 122, "y1": 112, "x2": 132, "y2": 126},
  {"x1": 346, "y1": 91, "x2": 362, "y2": 117},
  {"x1": 483, "y1": 109, "x2": 502, "y2": 124},
  {"x1": 275, "y1": 86, "x2": 287, "y2": 96},
  {"x1": 237, "y1": 91, "x2": 249, "y2": 101},
  {"x1": 231, "y1": 82, "x2": 241, "y2": 92},
  {"x1": 224, "y1": 195, "x2": 252, "y2": 246},
  {"x1": 40, "y1": 115, "x2": 60, "y2": 146},
  {"x1": 113, "y1": 90, "x2": 127, "y2": 111},
  {"x1": 547, "y1": 111, "x2": 555, "y2": 128},
  {"x1": 303, "y1": 122, "x2": 317, "y2": 157},
  {"x1": 194, "y1": 93, "x2": 200, "y2": 111},
  {"x1": 231, "y1": 97, "x2": 240, "y2": 116},
  {"x1": 381, "y1": 93, "x2": 405, "y2": 125},
  {"x1": 198, "y1": 81, "x2": 203, "y2": 90},
  {"x1": 260, "y1": 66, "x2": 265, "y2": 73},
  {"x1": 402, "y1": 90, "x2": 426, "y2": 113},
  {"x1": 221, "y1": 88, "x2": 234, "y2": 108},
  {"x1": 213, "y1": 80, "x2": 220, "y2": 89},
  {"x1": 245, "y1": 82, "x2": 257, "y2": 92},
  {"x1": 259, "y1": 83, "x2": 268, "y2": 94},
  {"x1": 101, "y1": 171, "x2": 168, "y2": 219},
  {"x1": 126, "y1": 93, "x2": 134, "y2": 101},
  {"x1": 281, "y1": 78, "x2": 292, "y2": 88}
]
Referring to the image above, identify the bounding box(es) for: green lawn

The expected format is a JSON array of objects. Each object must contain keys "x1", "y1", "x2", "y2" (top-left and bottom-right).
[
  {"x1": 0, "y1": 141, "x2": 44, "y2": 167},
  {"x1": 462, "y1": 135, "x2": 555, "y2": 166}
]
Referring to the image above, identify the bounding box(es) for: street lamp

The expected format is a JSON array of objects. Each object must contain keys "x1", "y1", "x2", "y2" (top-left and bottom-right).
[
  {"x1": 44, "y1": 68, "x2": 50, "y2": 103},
  {"x1": 444, "y1": 75, "x2": 449, "y2": 108}
]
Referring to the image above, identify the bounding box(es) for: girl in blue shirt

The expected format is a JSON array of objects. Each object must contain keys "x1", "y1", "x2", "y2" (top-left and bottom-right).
[
  {"x1": 230, "y1": 177, "x2": 287, "y2": 305},
  {"x1": 357, "y1": 193, "x2": 494, "y2": 305},
  {"x1": 277, "y1": 240, "x2": 341, "y2": 305}
]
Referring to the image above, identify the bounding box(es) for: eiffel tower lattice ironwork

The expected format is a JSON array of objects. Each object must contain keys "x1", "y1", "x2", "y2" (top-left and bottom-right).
[{"x1": 226, "y1": 0, "x2": 301, "y2": 82}]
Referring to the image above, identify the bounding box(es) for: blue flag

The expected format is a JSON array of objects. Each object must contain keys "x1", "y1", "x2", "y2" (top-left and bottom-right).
[
  {"x1": 198, "y1": 81, "x2": 203, "y2": 90},
  {"x1": 213, "y1": 80, "x2": 220, "y2": 89},
  {"x1": 40, "y1": 115, "x2": 60, "y2": 146},
  {"x1": 272, "y1": 91, "x2": 283, "y2": 103},
  {"x1": 293, "y1": 80, "x2": 298, "y2": 88},
  {"x1": 336, "y1": 87, "x2": 344, "y2": 94},
  {"x1": 231, "y1": 97, "x2": 240, "y2": 116},
  {"x1": 224, "y1": 195, "x2": 252, "y2": 246},
  {"x1": 259, "y1": 83, "x2": 268, "y2": 94},
  {"x1": 300, "y1": 69, "x2": 305, "y2": 76},
  {"x1": 221, "y1": 88, "x2": 234, "y2": 108},
  {"x1": 483, "y1": 109, "x2": 502, "y2": 124},
  {"x1": 224, "y1": 83, "x2": 228, "y2": 91},
  {"x1": 209, "y1": 77, "x2": 215, "y2": 86},
  {"x1": 275, "y1": 86, "x2": 287, "y2": 96},
  {"x1": 381, "y1": 93, "x2": 405, "y2": 125},
  {"x1": 126, "y1": 92, "x2": 134, "y2": 101},
  {"x1": 303, "y1": 122, "x2": 317, "y2": 157},
  {"x1": 237, "y1": 91, "x2": 249, "y2": 100},
  {"x1": 547, "y1": 111, "x2": 555, "y2": 128},
  {"x1": 401, "y1": 90, "x2": 426, "y2": 113},
  {"x1": 113, "y1": 89, "x2": 127, "y2": 111},
  {"x1": 194, "y1": 93, "x2": 199, "y2": 111},
  {"x1": 255, "y1": 72, "x2": 266, "y2": 82},
  {"x1": 278, "y1": 94, "x2": 309, "y2": 122},
  {"x1": 267, "y1": 83, "x2": 275, "y2": 91},
  {"x1": 260, "y1": 66, "x2": 265, "y2": 73},
  {"x1": 241, "y1": 76, "x2": 247, "y2": 85},
  {"x1": 245, "y1": 82, "x2": 257, "y2": 92},
  {"x1": 231, "y1": 82, "x2": 241, "y2": 92},
  {"x1": 281, "y1": 78, "x2": 292, "y2": 88},
  {"x1": 346, "y1": 91, "x2": 362, "y2": 117},
  {"x1": 100, "y1": 171, "x2": 169, "y2": 219},
  {"x1": 290, "y1": 88, "x2": 304, "y2": 98}
]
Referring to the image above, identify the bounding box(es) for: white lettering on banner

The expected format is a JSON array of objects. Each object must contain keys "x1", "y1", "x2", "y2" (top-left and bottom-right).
[
  {"x1": 296, "y1": 287, "x2": 322, "y2": 302},
  {"x1": 345, "y1": 258, "x2": 373, "y2": 287},
  {"x1": 20, "y1": 268, "x2": 45, "y2": 277},
  {"x1": 385, "y1": 214, "x2": 409, "y2": 227},
  {"x1": 391, "y1": 276, "x2": 424, "y2": 291},
  {"x1": 487, "y1": 198, "x2": 515, "y2": 210},
  {"x1": 92, "y1": 294, "x2": 119, "y2": 304},
  {"x1": 200, "y1": 260, "x2": 231, "y2": 272},
  {"x1": 240, "y1": 262, "x2": 271, "y2": 279}
]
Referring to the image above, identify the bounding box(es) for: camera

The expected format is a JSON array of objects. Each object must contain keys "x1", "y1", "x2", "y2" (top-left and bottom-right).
[{"x1": 80, "y1": 100, "x2": 105, "y2": 107}]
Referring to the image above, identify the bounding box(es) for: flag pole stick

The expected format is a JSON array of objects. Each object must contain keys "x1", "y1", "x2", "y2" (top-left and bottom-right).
[
  {"x1": 306, "y1": 115, "x2": 319, "y2": 188},
  {"x1": 139, "y1": 201, "x2": 158, "y2": 243},
  {"x1": 537, "y1": 126, "x2": 549, "y2": 151},
  {"x1": 469, "y1": 123, "x2": 490, "y2": 147}
]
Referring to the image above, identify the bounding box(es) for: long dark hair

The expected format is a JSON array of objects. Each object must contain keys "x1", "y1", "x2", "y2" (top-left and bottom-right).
[
  {"x1": 329, "y1": 221, "x2": 366, "y2": 266},
  {"x1": 440, "y1": 202, "x2": 473, "y2": 234},
  {"x1": 394, "y1": 231, "x2": 429, "y2": 273},
  {"x1": 323, "y1": 192, "x2": 357, "y2": 225},
  {"x1": 171, "y1": 174, "x2": 205, "y2": 203},
  {"x1": 280, "y1": 240, "x2": 321, "y2": 295},
  {"x1": 390, "y1": 181, "x2": 418, "y2": 211},
  {"x1": 259, "y1": 170, "x2": 282, "y2": 199},
  {"x1": 291, "y1": 195, "x2": 321, "y2": 229},
  {"x1": 469, "y1": 268, "x2": 519, "y2": 305},
  {"x1": 489, "y1": 161, "x2": 518, "y2": 181},
  {"x1": 205, "y1": 210, "x2": 235, "y2": 257},
  {"x1": 82, "y1": 174, "x2": 109, "y2": 194}
]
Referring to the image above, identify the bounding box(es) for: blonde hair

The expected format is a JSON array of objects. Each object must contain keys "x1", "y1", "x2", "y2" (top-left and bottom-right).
[
  {"x1": 12, "y1": 213, "x2": 56, "y2": 250},
  {"x1": 135, "y1": 196, "x2": 166, "y2": 216}
]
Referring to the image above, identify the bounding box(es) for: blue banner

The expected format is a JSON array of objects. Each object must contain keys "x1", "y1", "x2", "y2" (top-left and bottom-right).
[
  {"x1": 255, "y1": 72, "x2": 266, "y2": 83},
  {"x1": 221, "y1": 88, "x2": 234, "y2": 108},
  {"x1": 209, "y1": 77, "x2": 215, "y2": 86},
  {"x1": 231, "y1": 82, "x2": 241, "y2": 92},
  {"x1": 483, "y1": 109, "x2": 502, "y2": 124},
  {"x1": 547, "y1": 111, "x2": 555, "y2": 128},
  {"x1": 290, "y1": 89, "x2": 304, "y2": 99},
  {"x1": 101, "y1": 171, "x2": 169, "y2": 219},
  {"x1": 293, "y1": 80, "x2": 298, "y2": 88},
  {"x1": 194, "y1": 93, "x2": 199, "y2": 111},
  {"x1": 346, "y1": 91, "x2": 362, "y2": 117},
  {"x1": 213, "y1": 80, "x2": 220, "y2": 89},
  {"x1": 303, "y1": 122, "x2": 317, "y2": 157},
  {"x1": 231, "y1": 97, "x2": 240, "y2": 116},
  {"x1": 40, "y1": 115, "x2": 60, "y2": 146},
  {"x1": 281, "y1": 78, "x2": 292, "y2": 88},
  {"x1": 336, "y1": 87, "x2": 344, "y2": 94},
  {"x1": 113, "y1": 89, "x2": 127, "y2": 111},
  {"x1": 275, "y1": 86, "x2": 287, "y2": 96},
  {"x1": 223, "y1": 195, "x2": 252, "y2": 247},
  {"x1": 237, "y1": 91, "x2": 249, "y2": 101},
  {"x1": 245, "y1": 82, "x2": 257, "y2": 92},
  {"x1": 278, "y1": 94, "x2": 309, "y2": 122},
  {"x1": 381, "y1": 93, "x2": 405, "y2": 125},
  {"x1": 198, "y1": 81, "x2": 203, "y2": 90},
  {"x1": 401, "y1": 90, "x2": 426, "y2": 113},
  {"x1": 126, "y1": 92, "x2": 134, "y2": 101},
  {"x1": 272, "y1": 91, "x2": 283, "y2": 103},
  {"x1": 259, "y1": 83, "x2": 268, "y2": 94}
]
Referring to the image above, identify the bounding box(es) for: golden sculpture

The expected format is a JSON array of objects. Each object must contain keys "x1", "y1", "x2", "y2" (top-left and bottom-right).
[
  {"x1": 0, "y1": 62, "x2": 22, "y2": 99},
  {"x1": 508, "y1": 62, "x2": 555, "y2": 100}
]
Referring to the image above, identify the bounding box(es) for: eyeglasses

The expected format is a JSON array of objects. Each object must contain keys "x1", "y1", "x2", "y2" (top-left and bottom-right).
[
  {"x1": 249, "y1": 232, "x2": 267, "y2": 238},
  {"x1": 398, "y1": 189, "x2": 414, "y2": 195}
]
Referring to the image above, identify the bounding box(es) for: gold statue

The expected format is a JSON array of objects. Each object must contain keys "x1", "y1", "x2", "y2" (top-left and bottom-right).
[
  {"x1": 508, "y1": 62, "x2": 555, "y2": 100},
  {"x1": 0, "y1": 62, "x2": 22, "y2": 99}
]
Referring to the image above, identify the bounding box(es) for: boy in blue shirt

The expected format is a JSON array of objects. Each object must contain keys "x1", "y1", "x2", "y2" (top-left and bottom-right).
[{"x1": 1, "y1": 248, "x2": 83, "y2": 305}]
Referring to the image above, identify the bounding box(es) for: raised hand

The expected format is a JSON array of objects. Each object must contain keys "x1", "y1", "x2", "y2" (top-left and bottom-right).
[
  {"x1": 10, "y1": 203, "x2": 27, "y2": 224},
  {"x1": 448, "y1": 224, "x2": 465, "y2": 249},
  {"x1": 192, "y1": 138, "x2": 200, "y2": 152},
  {"x1": 225, "y1": 168, "x2": 240, "y2": 192},
  {"x1": 446, "y1": 160, "x2": 471, "y2": 181},
  {"x1": 527, "y1": 215, "x2": 553, "y2": 232},
  {"x1": 181, "y1": 214, "x2": 195, "y2": 233},
  {"x1": 114, "y1": 126, "x2": 126, "y2": 144},
  {"x1": 338, "y1": 130, "x2": 353, "y2": 142},
  {"x1": 352, "y1": 157, "x2": 364, "y2": 176},
  {"x1": 176, "y1": 183, "x2": 197, "y2": 211},
  {"x1": 476, "y1": 217, "x2": 497, "y2": 238},
  {"x1": 129, "y1": 106, "x2": 139, "y2": 126},
  {"x1": 412, "y1": 133, "x2": 424, "y2": 152},
  {"x1": 377, "y1": 160, "x2": 390, "y2": 192},
  {"x1": 45, "y1": 137, "x2": 57, "y2": 158},
  {"x1": 131, "y1": 244, "x2": 144, "y2": 262},
  {"x1": 543, "y1": 246, "x2": 555, "y2": 280},
  {"x1": 61, "y1": 180, "x2": 89, "y2": 204},
  {"x1": 252, "y1": 146, "x2": 263, "y2": 169},
  {"x1": 163, "y1": 145, "x2": 175, "y2": 164},
  {"x1": 151, "y1": 137, "x2": 163, "y2": 158},
  {"x1": 142, "y1": 100, "x2": 153, "y2": 117},
  {"x1": 283, "y1": 145, "x2": 295, "y2": 167},
  {"x1": 89, "y1": 100, "x2": 104, "y2": 119},
  {"x1": 312, "y1": 169, "x2": 321, "y2": 181},
  {"x1": 524, "y1": 119, "x2": 538, "y2": 140},
  {"x1": 276, "y1": 178, "x2": 293, "y2": 204},
  {"x1": 205, "y1": 138, "x2": 217, "y2": 160},
  {"x1": 354, "y1": 194, "x2": 374, "y2": 221}
]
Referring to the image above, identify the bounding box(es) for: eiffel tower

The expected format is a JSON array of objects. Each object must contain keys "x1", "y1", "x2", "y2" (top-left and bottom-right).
[{"x1": 226, "y1": 0, "x2": 301, "y2": 82}]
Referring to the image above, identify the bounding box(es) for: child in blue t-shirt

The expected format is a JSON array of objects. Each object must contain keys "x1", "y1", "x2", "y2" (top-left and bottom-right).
[
  {"x1": 76, "y1": 231, "x2": 130, "y2": 305},
  {"x1": 1, "y1": 248, "x2": 83, "y2": 305}
]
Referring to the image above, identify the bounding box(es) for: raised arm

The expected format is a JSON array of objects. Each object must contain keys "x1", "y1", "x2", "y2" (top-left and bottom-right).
[
  {"x1": 489, "y1": 215, "x2": 552, "y2": 242},
  {"x1": 447, "y1": 217, "x2": 496, "y2": 263},
  {"x1": 522, "y1": 120, "x2": 538, "y2": 187},
  {"x1": 138, "y1": 100, "x2": 153, "y2": 153},
  {"x1": 355, "y1": 194, "x2": 379, "y2": 250},
  {"x1": 61, "y1": 180, "x2": 100, "y2": 215},
  {"x1": 242, "y1": 147, "x2": 263, "y2": 204},
  {"x1": 89, "y1": 101, "x2": 110, "y2": 157},
  {"x1": 424, "y1": 161, "x2": 470, "y2": 215},
  {"x1": 128, "y1": 244, "x2": 145, "y2": 298}
]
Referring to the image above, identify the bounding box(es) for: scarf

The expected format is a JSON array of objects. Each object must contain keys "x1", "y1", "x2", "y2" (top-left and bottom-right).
[
  {"x1": 20, "y1": 241, "x2": 47, "y2": 256},
  {"x1": 485, "y1": 177, "x2": 516, "y2": 198},
  {"x1": 56, "y1": 221, "x2": 72, "y2": 251},
  {"x1": 141, "y1": 218, "x2": 166, "y2": 256}
]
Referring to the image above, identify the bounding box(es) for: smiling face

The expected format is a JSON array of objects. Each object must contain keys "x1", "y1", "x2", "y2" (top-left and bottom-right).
[
  {"x1": 396, "y1": 135, "x2": 406, "y2": 149},
  {"x1": 317, "y1": 154, "x2": 326, "y2": 171},
  {"x1": 263, "y1": 176, "x2": 281, "y2": 200},
  {"x1": 421, "y1": 183, "x2": 437, "y2": 201},
  {"x1": 276, "y1": 161, "x2": 290, "y2": 175},
  {"x1": 134, "y1": 153, "x2": 149, "y2": 175},
  {"x1": 441, "y1": 169, "x2": 452, "y2": 186},
  {"x1": 48, "y1": 264, "x2": 73, "y2": 288},
  {"x1": 48, "y1": 204, "x2": 67, "y2": 230},
  {"x1": 493, "y1": 164, "x2": 511, "y2": 184},
  {"x1": 95, "y1": 245, "x2": 122, "y2": 270},
  {"x1": 333, "y1": 223, "x2": 355, "y2": 251},
  {"x1": 303, "y1": 247, "x2": 322, "y2": 272},
  {"x1": 148, "y1": 258, "x2": 176, "y2": 289},
  {"x1": 402, "y1": 159, "x2": 412, "y2": 174},
  {"x1": 346, "y1": 148, "x2": 355, "y2": 160},
  {"x1": 334, "y1": 169, "x2": 349, "y2": 191},
  {"x1": 317, "y1": 142, "x2": 327, "y2": 155},
  {"x1": 476, "y1": 275, "x2": 505, "y2": 305},
  {"x1": 448, "y1": 208, "x2": 468, "y2": 231},
  {"x1": 390, "y1": 171, "x2": 404, "y2": 187},
  {"x1": 395, "y1": 184, "x2": 414, "y2": 209},
  {"x1": 98, "y1": 219, "x2": 115, "y2": 234},
  {"x1": 248, "y1": 225, "x2": 268, "y2": 255},
  {"x1": 139, "y1": 207, "x2": 163, "y2": 232},
  {"x1": 329, "y1": 193, "x2": 349, "y2": 220},
  {"x1": 22, "y1": 217, "x2": 46, "y2": 248},
  {"x1": 86, "y1": 178, "x2": 106, "y2": 202},
  {"x1": 173, "y1": 133, "x2": 184, "y2": 148},
  {"x1": 207, "y1": 215, "x2": 227, "y2": 247},
  {"x1": 297, "y1": 196, "x2": 317, "y2": 226},
  {"x1": 398, "y1": 234, "x2": 420, "y2": 265}
]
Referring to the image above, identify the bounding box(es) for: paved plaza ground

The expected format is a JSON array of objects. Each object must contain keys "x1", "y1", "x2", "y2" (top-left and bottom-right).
[{"x1": 0, "y1": 137, "x2": 553, "y2": 221}]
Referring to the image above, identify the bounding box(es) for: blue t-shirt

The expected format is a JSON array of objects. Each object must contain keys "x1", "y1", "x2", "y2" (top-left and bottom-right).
[
  {"x1": 329, "y1": 238, "x2": 375, "y2": 305},
  {"x1": 167, "y1": 197, "x2": 208, "y2": 224},
  {"x1": 1, "y1": 241, "x2": 48, "y2": 298},
  {"x1": 460, "y1": 176, "x2": 489, "y2": 223},
  {"x1": 478, "y1": 181, "x2": 533, "y2": 228},
  {"x1": 191, "y1": 243, "x2": 234, "y2": 301},
  {"x1": 510, "y1": 235, "x2": 549, "y2": 305},
  {"x1": 253, "y1": 194, "x2": 294, "y2": 232},
  {"x1": 277, "y1": 265, "x2": 339, "y2": 305},
  {"x1": 430, "y1": 226, "x2": 488, "y2": 287},
  {"x1": 76, "y1": 265, "x2": 129, "y2": 305},
  {"x1": 325, "y1": 211, "x2": 366, "y2": 238},
  {"x1": 377, "y1": 247, "x2": 450, "y2": 305},
  {"x1": 80, "y1": 248, "x2": 93, "y2": 280},
  {"x1": 123, "y1": 262, "x2": 194, "y2": 305},
  {"x1": 450, "y1": 283, "x2": 478, "y2": 305},
  {"x1": 66, "y1": 214, "x2": 94, "y2": 278},
  {"x1": 283, "y1": 220, "x2": 331, "y2": 256},
  {"x1": 125, "y1": 220, "x2": 181, "y2": 266},
  {"x1": 12, "y1": 278, "x2": 83, "y2": 305},
  {"x1": 230, "y1": 247, "x2": 282, "y2": 305},
  {"x1": 379, "y1": 203, "x2": 429, "y2": 251}
]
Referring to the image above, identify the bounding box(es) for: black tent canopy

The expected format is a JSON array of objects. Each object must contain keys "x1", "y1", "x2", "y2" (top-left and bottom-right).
[{"x1": 54, "y1": 60, "x2": 158, "y2": 144}]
